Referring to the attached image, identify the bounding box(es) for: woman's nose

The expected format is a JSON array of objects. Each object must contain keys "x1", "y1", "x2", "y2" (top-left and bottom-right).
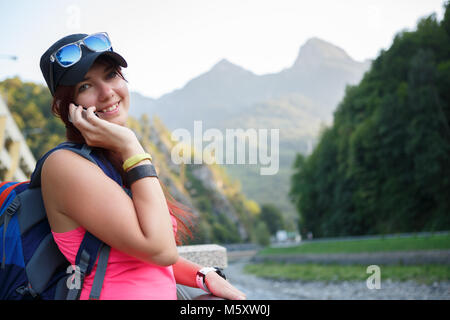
[{"x1": 98, "y1": 82, "x2": 114, "y2": 101}]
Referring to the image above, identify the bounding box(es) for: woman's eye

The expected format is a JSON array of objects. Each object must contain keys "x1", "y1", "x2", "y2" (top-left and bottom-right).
[
  {"x1": 107, "y1": 71, "x2": 118, "y2": 79},
  {"x1": 78, "y1": 83, "x2": 90, "y2": 92}
]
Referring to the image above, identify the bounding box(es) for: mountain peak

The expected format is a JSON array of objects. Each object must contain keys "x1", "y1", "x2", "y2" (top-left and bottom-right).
[
  {"x1": 293, "y1": 37, "x2": 353, "y2": 68},
  {"x1": 211, "y1": 58, "x2": 249, "y2": 74},
  {"x1": 215, "y1": 58, "x2": 233, "y2": 67}
]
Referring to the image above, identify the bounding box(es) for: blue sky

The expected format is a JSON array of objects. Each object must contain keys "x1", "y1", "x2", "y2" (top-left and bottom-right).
[{"x1": 0, "y1": 0, "x2": 446, "y2": 98}]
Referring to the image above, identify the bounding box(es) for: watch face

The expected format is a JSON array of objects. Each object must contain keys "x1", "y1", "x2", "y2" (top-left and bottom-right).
[{"x1": 214, "y1": 267, "x2": 226, "y2": 280}]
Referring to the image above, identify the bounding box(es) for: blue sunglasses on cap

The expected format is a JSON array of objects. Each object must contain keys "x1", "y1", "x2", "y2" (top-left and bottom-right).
[{"x1": 50, "y1": 32, "x2": 112, "y2": 67}]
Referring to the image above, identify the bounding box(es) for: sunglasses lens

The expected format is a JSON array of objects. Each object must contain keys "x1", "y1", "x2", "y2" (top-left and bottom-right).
[
  {"x1": 84, "y1": 33, "x2": 111, "y2": 52},
  {"x1": 55, "y1": 44, "x2": 81, "y2": 66}
]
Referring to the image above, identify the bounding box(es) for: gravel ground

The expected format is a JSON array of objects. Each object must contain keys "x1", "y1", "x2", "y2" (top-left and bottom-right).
[{"x1": 225, "y1": 259, "x2": 450, "y2": 300}]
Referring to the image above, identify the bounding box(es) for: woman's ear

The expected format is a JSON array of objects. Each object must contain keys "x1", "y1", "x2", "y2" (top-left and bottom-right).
[{"x1": 55, "y1": 99, "x2": 61, "y2": 113}]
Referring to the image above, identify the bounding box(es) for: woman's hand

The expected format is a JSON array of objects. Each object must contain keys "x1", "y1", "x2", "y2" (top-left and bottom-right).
[
  {"x1": 69, "y1": 103, "x2": 141, "y2": 158},
  {"x1": 205, "y1": 271, "x2": 247, "y2": 300}
]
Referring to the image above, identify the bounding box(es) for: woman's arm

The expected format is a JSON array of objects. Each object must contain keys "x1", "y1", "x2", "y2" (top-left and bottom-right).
[
  {"x1": 41, "y1": 105, "x2": 178, "y2": 266},
  {"x1": 173, "y1": 256, "x2": 246, "y2": 300}
]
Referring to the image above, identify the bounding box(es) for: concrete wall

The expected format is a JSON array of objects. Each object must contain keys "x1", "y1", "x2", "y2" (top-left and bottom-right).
[{"x1": 176, "y1": 244, "x2": 228, "y2": 300}]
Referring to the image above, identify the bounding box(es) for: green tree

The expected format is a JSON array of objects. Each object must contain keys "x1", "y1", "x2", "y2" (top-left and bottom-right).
[
  {"x1": 253, "y1": 221, "x2": 271, "y2": 247},
  {"x1": 290, "y1": 3, "x2": 450, "y2": 237},
  {"x1": 259, "y1": 203, "x2": 285, "y2": 235},
  {"x1": 0, "y1": 77, "x2": 65, "y2": 159}
]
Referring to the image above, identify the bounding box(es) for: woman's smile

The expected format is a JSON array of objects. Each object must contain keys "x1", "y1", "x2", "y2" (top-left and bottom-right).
[{"x1": 98, "y1": 100, "x2": 121, "y2": 118}]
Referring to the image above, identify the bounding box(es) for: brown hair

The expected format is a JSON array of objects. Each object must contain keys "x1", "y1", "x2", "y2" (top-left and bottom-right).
[{"x1": 51, "y1": 56, "x2": 194, "y2": 245}]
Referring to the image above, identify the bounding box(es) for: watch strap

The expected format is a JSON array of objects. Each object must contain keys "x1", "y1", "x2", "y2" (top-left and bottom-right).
[{"x1": 125, "y1": 164, "x2": 158, "y2": 186}]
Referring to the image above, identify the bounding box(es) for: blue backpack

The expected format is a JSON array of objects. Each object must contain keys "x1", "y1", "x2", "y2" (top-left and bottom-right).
[{"x1": 0, "y1": 142, "x2": 127, "y2": 300}]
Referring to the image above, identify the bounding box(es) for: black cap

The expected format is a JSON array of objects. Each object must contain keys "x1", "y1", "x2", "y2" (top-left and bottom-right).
[{"x1": 40, "y1": 33, "x2": 127, "y2": 96}]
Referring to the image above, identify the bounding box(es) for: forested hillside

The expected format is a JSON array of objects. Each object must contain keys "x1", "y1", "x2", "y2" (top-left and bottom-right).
[
  {"x1": 290, "y1": 3, "x2": 450, "y2": 238},
  {"x1": 0, "y1": 77, "x2": 66, "y2": 159}
]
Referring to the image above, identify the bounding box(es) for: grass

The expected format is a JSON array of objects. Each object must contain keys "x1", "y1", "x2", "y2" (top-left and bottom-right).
[
  {"x1": 259, "y1": 233, "x2": 450, "y2": 255},
  {"x1": 243, "y1": 262, "x2": 450, "y2": 284},
  {"x1": 246, "y1": 234, "x2": 450, "y2": 284}
]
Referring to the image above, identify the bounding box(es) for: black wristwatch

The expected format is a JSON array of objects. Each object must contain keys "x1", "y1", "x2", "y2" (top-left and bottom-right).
[{"x1": 196, "y1": 267, "x2": 227, "y2": 293}]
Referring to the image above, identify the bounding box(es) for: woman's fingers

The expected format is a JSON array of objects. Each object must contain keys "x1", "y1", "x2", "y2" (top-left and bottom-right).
[
  {"x1": 69, "y1": 103, "x2": 85, "y2": 124},
  {"x1": 84, "y1": 106, "x2": 100, "y2": 123},
  {"x1": 69, "y1": 103, "x2": 97, "y2": 138},
  {"x1": 70, "y1": 104, "x2": 94, "y2": 126},
  {"x1": 68, "y1": 103, "x2": 78, "y2": 123}
]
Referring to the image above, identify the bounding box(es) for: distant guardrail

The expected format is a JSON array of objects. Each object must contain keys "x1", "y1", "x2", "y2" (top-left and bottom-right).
[
  {"x1": 296, "y1": 230, "x2": 450, "y2": 244},
  {"x1": 223, "y1": 243, "x2": 262, "y2": 252}
]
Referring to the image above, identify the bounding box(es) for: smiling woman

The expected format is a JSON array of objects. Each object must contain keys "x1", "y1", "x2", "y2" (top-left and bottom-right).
[
  {"x1": 36, "y1": 32, "x2": 246, "y2": 300},
  {"x1": 52, "y1": 55, "x2": 130, "y2": 142}
]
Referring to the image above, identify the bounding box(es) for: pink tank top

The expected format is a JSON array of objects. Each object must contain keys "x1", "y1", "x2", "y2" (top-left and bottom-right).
[{"x1": 51, "y1": 216, "x2": 178, "y2": 300}]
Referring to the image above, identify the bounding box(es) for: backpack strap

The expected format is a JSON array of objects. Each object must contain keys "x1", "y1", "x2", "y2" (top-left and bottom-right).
[
  {"x1": 89, "y1": 244, "x2": 110, "y2": 300},
  {"x1": 66, "y1": 231, "x2": 104, "y2": 300},
  {"x1": 1, "y1": 182, "x2": 28, "y2": 269},
  {"x1": 31, "y1": 142, "x2": 115, "y2": 300}
]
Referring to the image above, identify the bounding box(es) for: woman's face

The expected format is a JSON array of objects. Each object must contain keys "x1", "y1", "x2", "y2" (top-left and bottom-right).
[{"x1": 73, "y1": 61, "x2": 129, "y2": 126}]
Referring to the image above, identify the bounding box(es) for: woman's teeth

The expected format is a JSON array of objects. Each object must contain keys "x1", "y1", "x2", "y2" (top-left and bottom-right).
[{"x1": 101, "y1": 102, "x2": 119, "y2": 113}]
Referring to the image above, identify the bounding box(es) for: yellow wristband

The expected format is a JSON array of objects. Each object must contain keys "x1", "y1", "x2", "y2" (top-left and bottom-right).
[{"x1": 122, "y1": 153, "x2": 153, "y2": 171}]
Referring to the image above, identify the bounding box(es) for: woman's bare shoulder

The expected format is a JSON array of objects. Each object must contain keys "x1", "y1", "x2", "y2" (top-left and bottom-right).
[
  {"x1": 40, "y1": 149, "x2": 97, "y2": 232},
  {"x1": 40, "y1": 148, "x2": 114, "y2": 215},
  {"x1": 41, "y1": 148, "x2": 98, "y2": 176}
]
